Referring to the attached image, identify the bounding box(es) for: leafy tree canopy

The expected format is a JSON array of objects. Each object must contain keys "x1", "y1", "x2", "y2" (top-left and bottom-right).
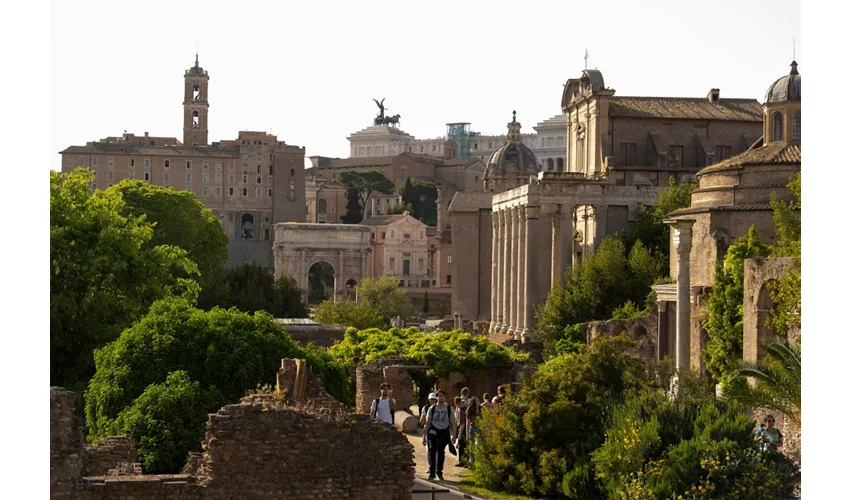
[
  {"x1": 337, "y1": 170, "x2": 394, "y2": 222},
  {"x1": 197, "y1": 261, "x2": 307, "y2": 318},
  {"x1": 400, "y1": 178, "x2": 438, "y2": 225},
  {"x1": 768, "y1": 172, "x2": 801, "y2": 335},
  {"x1": 50, "y1": 169, "x2": 197, "y2": 391},
  {"x1": 107, "y1": 180, "x2": 228, "y2": 284}
]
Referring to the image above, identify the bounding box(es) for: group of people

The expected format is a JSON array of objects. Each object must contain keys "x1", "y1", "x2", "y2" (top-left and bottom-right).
[{"x1": 369, "y1": 382, "x2": 510, "y2": 482}]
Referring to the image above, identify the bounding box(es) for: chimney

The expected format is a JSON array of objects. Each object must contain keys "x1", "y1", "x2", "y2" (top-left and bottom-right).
[
  {"x1": 144, "y1": 131, "x2": 149, "y2": 137},
  {"x1": 707, "y1": 88, "x2": 720, "y2": 104}
]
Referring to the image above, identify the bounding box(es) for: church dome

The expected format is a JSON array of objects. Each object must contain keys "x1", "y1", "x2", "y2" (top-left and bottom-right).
[
  {"x1": 485, "y1": 111, "x2": 539, "y2": 179},
  {"x1": 765, "y1": 61, "x2": 801, "y2": 103}
]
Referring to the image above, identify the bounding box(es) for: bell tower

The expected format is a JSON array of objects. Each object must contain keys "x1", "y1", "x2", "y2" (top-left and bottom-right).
[{"x1": 183, "y1": 54, "x2": 209, "y2": 146}]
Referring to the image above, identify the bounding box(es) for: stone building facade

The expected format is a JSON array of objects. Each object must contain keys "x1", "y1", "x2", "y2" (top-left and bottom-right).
[
  {"x1": 360, "y1": 213, "x2": 435, "y2": 289},
  {"x1": 656, "y1": 61, "x2": 801, "y2": 372},
  {"x1": 60, "y1": 56, "x2": 307, "y2": 268}
]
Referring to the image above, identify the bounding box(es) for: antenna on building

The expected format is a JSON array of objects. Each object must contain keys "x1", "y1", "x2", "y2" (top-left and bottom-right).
[
  {"x1": 793, "y1": 37, "x2": 796, "y2": 60},
  {"x1": 584, "y1": 49, "x2": 589, "y2": 70}
]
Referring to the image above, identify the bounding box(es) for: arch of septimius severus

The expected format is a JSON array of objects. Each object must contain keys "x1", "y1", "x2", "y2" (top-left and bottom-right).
[{"x1": 489, "y1": 172, "x2": 656, "y2": 341}]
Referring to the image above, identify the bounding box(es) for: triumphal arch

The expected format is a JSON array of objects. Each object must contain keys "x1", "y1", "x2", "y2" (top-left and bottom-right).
[{"x1": 273, "y1": 223, "x2": 371, "y2": 304}]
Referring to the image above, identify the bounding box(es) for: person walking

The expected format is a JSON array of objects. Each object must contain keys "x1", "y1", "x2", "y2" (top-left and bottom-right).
[
  {"x1": 465, "y1": 397, "x2": 481, "y2": 464},
  {"x1": 370, "y1": 383, "x2": 396, "y2": 426},
  {"x1": 491, "y1": 385, "x2": 507, "y2": 405},
  {"x1": 420, "y1": 392, "x2": 438, "y2": 477},
  {"x1": 481, "y1": 393, "x2": 494, "y2": 410},
  {"x1": 756, "y1": 415, "x2": 784, "y2": 452},
  {"x1": 453, "y1": 396, "x2": 468, "y2": 467},
  {"x1": 421, "y1": 390, "x2": 457, "y2": 481}
]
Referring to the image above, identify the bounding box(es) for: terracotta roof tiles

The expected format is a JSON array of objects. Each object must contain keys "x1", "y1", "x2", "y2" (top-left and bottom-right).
[
  {"x1": 609, "y1": 96, "x2": 762, "y2": 121},
  {"x1": 447, "y1": 192, "x2": 493, "y2": 213},
  {"x1": 698, "y1": 141, "x2": 801, "y2": 175}
]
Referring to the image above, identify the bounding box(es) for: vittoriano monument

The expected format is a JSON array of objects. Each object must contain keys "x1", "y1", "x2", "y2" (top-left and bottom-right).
[{"x1": 373, "y1": 98, "x2": 401, "y2": 127}]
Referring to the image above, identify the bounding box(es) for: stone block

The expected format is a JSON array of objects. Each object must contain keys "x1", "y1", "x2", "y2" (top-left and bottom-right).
[{"x1": 394, "y1": 411, "x2": 419, "y2": 434}]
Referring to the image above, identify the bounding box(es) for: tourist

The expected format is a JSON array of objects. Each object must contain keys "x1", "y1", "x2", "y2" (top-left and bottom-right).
[
  {"x1": 756, "y1": 415, "x2": 784, "y2": 452},
  {"x1": 481, "y1": 393, "x2": 494, "y2": 410},
  {"x1": 492, "y1": 385, "x2": 507, "y2": 405},
  {"x1": 465, "y1": 397, "x2": 481, "y2": 464},
  {"x1": 422, "y1": 389, "x2": 457, "y2": 481},
  {"x1": 420, "y1": 392, "x2": 438, "y2": 477},
  {"x1": 370, "y1": 383, "x2": 396, "y2": 426},
  {"x1": 453, "y1": 396, "x2": 468, "y2": 467}
]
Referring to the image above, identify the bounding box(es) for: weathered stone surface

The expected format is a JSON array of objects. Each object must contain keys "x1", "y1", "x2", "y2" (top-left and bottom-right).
[{"x1": 394, "y1": 411, "x2": 419, "y2": 433}]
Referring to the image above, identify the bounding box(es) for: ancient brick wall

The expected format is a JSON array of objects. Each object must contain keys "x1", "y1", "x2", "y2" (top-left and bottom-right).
[
  {"x1": 51, "y1": 387, "x2": 84, "y2": 500},
  {"x1": 356, "y1": 356, "x2": 412, "y2": 414},
  {"x1": 578, "y1": 308, "x2": 658, "y2": 361},
  {"x1": 82, "y1": 437, "x2": 139, "y2": 476}
]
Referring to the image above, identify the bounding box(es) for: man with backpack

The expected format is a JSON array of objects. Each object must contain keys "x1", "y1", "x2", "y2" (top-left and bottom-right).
[
  {"x1": 454, "y1": 388, "x2": 471, "y2": 466},
  {"x1": 370, "y1": 383, "x2": 396, "y2": 425},
  {"x1": 420, "y1": 392, "x2": 438, "y2": 477},
  {"x1": 421, "y1": 389, "x2": 457, "y2": 481}
]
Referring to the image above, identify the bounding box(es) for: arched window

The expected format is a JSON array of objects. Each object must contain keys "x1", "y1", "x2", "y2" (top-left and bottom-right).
[
  {"x1": 547, "y1": 158, "x2": 555, "y2": 171},
  {"x1": 557, "y1": 158, "x2": 565, "y2": 171},
  {"x1": 401, "y1": 167, "x2": 408, "y2": 182},
  {"x1": 792, "y1": 111, "x2": 801, "y2": 141},
  {"x1": 773, "y1": 112, "x2": 784, "y2": 141},
  {"x1": 318, "y1": 198, "x2": 327, "y2": 214}
]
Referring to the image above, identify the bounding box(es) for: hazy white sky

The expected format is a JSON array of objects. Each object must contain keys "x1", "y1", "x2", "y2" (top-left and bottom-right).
[{"x1": 50, "y1": 0, "x2": 800, "y2": 166}]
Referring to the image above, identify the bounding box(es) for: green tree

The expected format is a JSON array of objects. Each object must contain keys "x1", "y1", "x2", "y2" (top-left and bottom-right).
[
  {"x1": 703, "y1": 226, "x2": 772, "y2": 382},
  {"x1": 85, "y1": 297, "x2": 352, "y2": 472},
  {"x1": 400, "y1": 178, "x2": 438, "y2": 225},
  {"x1": 313, "y1": 298, "x2": 387, "y2": 330},
  {"x1": 108, "y1": 181, "x2": 228, "y2": 285},
  {"x1": 197, "y1": 262, "x2": 307, "y2": 318},
  {"x1": 768, "y1": 172, "x2": 801, "y2": 335},
  {"x1": 356, "y1": 276, "x2": 414, "y2": 320},
  {"x1": 337, "y1": 170, "x2": 395, "y2": 222},
  {"x1": 724, "y1": 337, "x2": 801, "y2": 428},
  {"x1": 423, "y1": 290, "x2": 430, "y2": 314},
  {"x1": 50, "y1": 169, "x2": 197, "y2": 391},
  {"x1": 340, "y1": 187, "x2": 363, "y2": 224}
]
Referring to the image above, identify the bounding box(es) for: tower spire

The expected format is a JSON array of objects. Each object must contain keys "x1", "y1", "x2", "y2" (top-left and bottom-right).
[{"x1": 194, "y1": 52, "x2": 199, "y2": 68}]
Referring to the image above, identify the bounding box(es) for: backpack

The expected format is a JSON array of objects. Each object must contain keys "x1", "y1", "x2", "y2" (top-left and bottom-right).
[
  {"x1": 372, "y1": 397, "x2": 395, "y2": 425},
  {"x1": 426, "y1": 404, "x2": 454, "y2": 429}
]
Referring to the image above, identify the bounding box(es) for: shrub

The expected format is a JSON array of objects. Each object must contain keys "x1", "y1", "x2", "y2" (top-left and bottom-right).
[{"x1": 313, "y1": 299, "x2": 386, "y2": 330}]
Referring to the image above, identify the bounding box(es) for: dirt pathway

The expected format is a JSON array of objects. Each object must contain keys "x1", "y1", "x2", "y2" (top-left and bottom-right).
[{"x1": 406, "y1": 429, "x2": 470, "y2": 485}]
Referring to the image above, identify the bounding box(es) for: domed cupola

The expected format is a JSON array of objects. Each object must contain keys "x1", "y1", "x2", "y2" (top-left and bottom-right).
[
  {"x1": 484, "y1": 111, "x2": 540, "y2": 193},
  {"x1": 763, "y1": 61, "x2": 801, "y2": 145}
]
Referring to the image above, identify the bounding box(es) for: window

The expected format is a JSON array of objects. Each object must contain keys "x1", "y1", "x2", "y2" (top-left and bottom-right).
[
  {"x1": 447, "y1": 255, "x2": 452, "y2": 264},
  {"x1": 202, "y1": 174, "x2": 209, "y2": 184},
  {"x1": 268, "y1": 175, "x2": 273, "y2": 185},
  {"x1": 715, "y1": 145, "x2": 732, "y2": 162},
  {"x1": 228, "y1": 161, "x2": 235, "y2": 170},
  {"x1": 107, "y1": 171, "x2": 114, "y2": 181},
  {"x1": 389, "y1": 257, "x2": 395, "y2": 269},
  {"x1": 144, "y1": 172, "x2": 150, "y2": 181},
  {"x1": 289, "y1": 190, "x2": 296, "y2": 201},
  {"x1": 203, "y1": 186, "x2": 209, "y2": 196},
  {"x1": 268, "y1": 188, "x2": 273, "y2": 198},
  {"x1": 215, "y1": 174, "x2": 221, "y2": 185},
  {"x1": 257, "y1": 175, "x2": 262, "y2": 184},
  {"x1": 128, "y1": 172, "x2": 136, "y2": 180},
  {"x1": 257, "y1": 165, "x2": 262, "y2": 174},
  {"x1": 446, "y1": 275, "x2": 452, "y2": 285},
  {"x1": 621, "y1": 142, "x2": 637, "y2": 165},
  {"x1": 228, "y1": 174, "x2": 234, "y2": 184},
  {"x1": 474, "y1": 175, "x2": 479, "y2": 182},
  {"x1": 290, "y1": 168, "x2": 295, "y2": 176},
  {"x1": 473, "y1": 143, "x2": 478, "y2": 150},
  {"x1": 615, "y1": 170, "x2": 625, "y2": 186},
  {"x1": 403, "y1": 260, "x2": 410, "y2": 275},
  {"x1": 649, "y1": 171, "x2": 659, "y2": 187},
  {"x1": 129, "y1": 158, "x2": 136, "y2": 167},
  {"x1": 382, "y1": 232, "x2": 386, "y2": 239},
  {"x1": 229, "y1": 187, "x2": 234, "y2": 196},
  {"x1": 203, "y1": 161, "x2": 209, "y2": 170},
  {"x1": 420, "y1": 231, "x2": 424, "y2": 239},
  {"x1": 216, "y1": 161, "x2": 222, "y2": 169},
  {"x1": 668, "y1": 146, "x2": 683, "y2": 168},
  {"x1": 418, "y1": 259, "x2": 424, "y2": 270},
  {"x1": 557, "y1": 157, "x2": 565, "y2": 170},
  {"x1": 144, "y1": 159, "x2": 150, "y2": 168},
  {"x1": 241, "y1": 188, "x2": 248, "y2": 197},
  {"x1": 269, "y1": 165, "x2": 274, "y2": 175},
  {"x1": 242, "y1": 174, "x2": 248, "y2": 183},
  {"x1": 91, "y1": 157, "x2": 98, "y2": 166},
  {"x1": 108, "y1": 157, "x2": 114, "y2": 168},
  {"x1": 547, "y1": 158, "x2": 554, "y2": 171},
  {"x1": 164, "y1": 159, "x2": 170, "y2": 169},
  {"x1": 164, "y1": 173, "x2": 170, "y2": 182},
  {"x1": 255, "y1": 187, "x2": 261, "y2": 197},
  {"x1": 792, "y1": 111, "x2": 801, "y2": 141},
  {"x1": 186, "y1": 173, "x2": 192, "y2": 182},
  {"x1": 290, "y1": 179, "x2": 295, "y2": 189},
  {"x1": 186, "y1": 160, "x2": 192, "y2": 169},
  {"x1": 773, "y1": 112, "x2": 784, "y2": 141},
  {"x1": 488, "y1": 141, "x2": 493, "y2": 148}
]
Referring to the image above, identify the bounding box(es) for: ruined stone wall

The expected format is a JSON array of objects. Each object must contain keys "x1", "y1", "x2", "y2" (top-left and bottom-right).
[
  {"x1": 355, "y1": 357, "x2": 414, "y2": 414},
  {"x1": 51, "y1": 387, "x2": 84, "y2": 500},
  {"x1": 743, "y1": 257, "x2": 797, "y2": 361},
  {"x1": 578, "y1": 308, "x2": 658, "y2": 361},
  {"x1": 81, "y1": 437, "x2": 140, "y2": 476},
  {"x1": 434, "y1": 364, "x2": 527, "y2": 402}
]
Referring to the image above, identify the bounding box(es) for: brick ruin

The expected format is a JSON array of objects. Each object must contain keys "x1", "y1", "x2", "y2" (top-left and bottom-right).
[{"x1": 51, "y1": 359, "x2": 416, "y2": 500}]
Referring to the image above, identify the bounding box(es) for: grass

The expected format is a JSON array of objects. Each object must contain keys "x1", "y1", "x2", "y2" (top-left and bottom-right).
[{"x1": 457, "y1": 479, "x2": 547, "y2": 500}]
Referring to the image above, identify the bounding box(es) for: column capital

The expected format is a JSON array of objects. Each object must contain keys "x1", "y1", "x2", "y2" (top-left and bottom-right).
[{"x1": 668, "y1": 219, "x2": 695, "y2": 252}]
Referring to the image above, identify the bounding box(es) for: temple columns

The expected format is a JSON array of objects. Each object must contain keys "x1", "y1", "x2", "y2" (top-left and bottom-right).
[
  {"x1": 670, "y1": 219, "x2": 695, "y2": 370},
  {"x1": 515, "y1": 207, "x2": 526, "y2": 340},
  {"x1": 521, "y1": 207, "x2": 539, "y2": 341},
  {"x1": 506, "y1": 208, "x2": 519, "y2": 337},
  {"x1": 550, "y1": 204, "x2": 574, "y2": 289},
  {"x1": 490, "y1": 211, "x2": 502, "y2": 333},
  {"x1": 500, "y1": 210, "x2": 512, "y2": 334}
]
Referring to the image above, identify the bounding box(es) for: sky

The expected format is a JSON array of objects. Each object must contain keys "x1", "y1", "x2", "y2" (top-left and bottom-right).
[{"x1": 50, "y1": 0, "x2": 801, "y2": 168}]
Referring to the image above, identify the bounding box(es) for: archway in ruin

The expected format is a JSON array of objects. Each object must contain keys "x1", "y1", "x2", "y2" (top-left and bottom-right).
[{"x1": 307, "y1": 261, "x2": 335, "y2": 305}]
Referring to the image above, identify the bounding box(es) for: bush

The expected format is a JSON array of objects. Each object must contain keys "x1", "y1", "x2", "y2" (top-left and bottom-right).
[
  {"x1": 313, "y1": 299, "x2": 386, "y2": 330},
  {"x1": 85, "y1": 297, "x2": 353, "y2": 472},
  {"x1": 197, "y1": 262, "x2": 307, "y2": 318},
  {"x1": 612, "y1": 300, "x2": 648, "y2": 321},
  {"x1": 109, "y1": 371, "x2": 226, "y2": 473}
]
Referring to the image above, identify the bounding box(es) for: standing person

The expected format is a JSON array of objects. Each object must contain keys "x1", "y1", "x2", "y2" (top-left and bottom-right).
[
  {"x1": 465, "y1": 397, "x2": 481, "y2": 464},
  {"x1": 481, "y1": 393, "x2": 494, "y2": 410},
  {"x1": 492, "y1": 385, "x2": 507, "y2": 405},
  {"x1": 370, "y1": 383, "x2": 396, "y2": 426},
  {"x1": 421, "y1": 390, "x2": 457, "y2": 481},
  {"x1": 453, "y1": 396, "x2": 468, "y2": 467},
  {"x1": 420, "y1": 392, "x2": 438, "y2": 477},
  {"x1": 756, "y1": 415, "x2": 784, "y2": 452}
]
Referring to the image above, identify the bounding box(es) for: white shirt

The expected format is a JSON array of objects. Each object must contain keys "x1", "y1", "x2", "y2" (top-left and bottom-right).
[{"x1": 372, "y1": 397, "x2": 393, "y2": 424}]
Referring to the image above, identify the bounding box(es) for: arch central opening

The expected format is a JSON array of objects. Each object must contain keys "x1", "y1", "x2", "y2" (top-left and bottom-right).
[{"x1": 307, "y1": 261, "x2": 335, "y2": 305}]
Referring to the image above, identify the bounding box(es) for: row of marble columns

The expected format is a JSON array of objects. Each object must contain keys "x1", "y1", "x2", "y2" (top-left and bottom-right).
[{"x1": 489, "y1": 204, "x2": 576, "y2": 341}]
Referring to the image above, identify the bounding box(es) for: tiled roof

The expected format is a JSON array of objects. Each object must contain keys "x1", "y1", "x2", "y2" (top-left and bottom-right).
[
  {"x1": 359, "y1": 214, "x2": 406, "y2": 226},
  {"x1": 60, "y1": 143, "x2": 239, "y2": 157},
  {"x1": 669, "y1": 203, "x2": 774, "y2": 217},
  {"x1": 447, "y1": 192, "x2": 493, "y2": 213},
  {"x1": 609, "y1": 96, "x2": 762, "y2": 121},
  {"x1": 698, "y1": 141, "x2": 801, "y2": 175}
]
